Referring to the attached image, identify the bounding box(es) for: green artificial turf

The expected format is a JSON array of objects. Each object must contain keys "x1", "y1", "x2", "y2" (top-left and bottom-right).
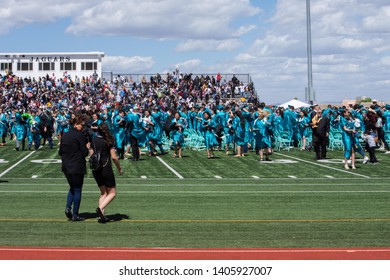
[{"x1": 0, "y1": 144, "x2": 389, "y2": 248}]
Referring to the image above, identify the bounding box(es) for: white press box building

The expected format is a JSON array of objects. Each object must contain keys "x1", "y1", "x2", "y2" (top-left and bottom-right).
[{"x1": 0, "y1": 52, "x2": 104, "y2": 79}]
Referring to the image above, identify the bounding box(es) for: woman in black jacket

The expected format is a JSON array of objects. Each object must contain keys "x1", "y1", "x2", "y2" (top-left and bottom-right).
[
  {"x1": 90, "y1": 122, "x2": 123, "y2": 223},
  {"x1": 59, "y1": 114, "x2": 90, "y2": 221}
]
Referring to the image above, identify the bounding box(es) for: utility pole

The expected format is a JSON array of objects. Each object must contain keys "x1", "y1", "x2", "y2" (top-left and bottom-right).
[{"x1": 305, "y1": 0, "x2": 316, "y2": 105}]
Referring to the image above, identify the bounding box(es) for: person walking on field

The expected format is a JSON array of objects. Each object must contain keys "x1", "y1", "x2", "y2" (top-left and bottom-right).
[
  {"x1": 59, "y1": 114, "x2": 90, "y2": 221},
  {"x1": 90, "y1": 122, "x2": 123, "y2": 223}
]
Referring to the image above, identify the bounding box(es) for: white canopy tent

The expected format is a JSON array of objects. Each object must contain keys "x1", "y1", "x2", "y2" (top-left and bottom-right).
[{"x1": 278, "y1": 99, "x2": 310, "y2": 109}]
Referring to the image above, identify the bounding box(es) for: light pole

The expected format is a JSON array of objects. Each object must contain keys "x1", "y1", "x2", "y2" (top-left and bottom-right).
[{"x1": 305, "y1": 0, "x2": 316, "y2": 104}]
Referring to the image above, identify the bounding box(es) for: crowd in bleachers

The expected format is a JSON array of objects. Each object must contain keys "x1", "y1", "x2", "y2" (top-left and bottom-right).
[{"x1": 0, "y1": 70, "x2": 389, "y2": 166}]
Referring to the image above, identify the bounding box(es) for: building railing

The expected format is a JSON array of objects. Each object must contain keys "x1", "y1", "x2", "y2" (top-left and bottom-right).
[{"x1": 101, "y1": 72, "x2": 253, "y2": 85}]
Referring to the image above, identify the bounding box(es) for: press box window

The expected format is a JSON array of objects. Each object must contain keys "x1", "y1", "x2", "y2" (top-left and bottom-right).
[
  {"x1": 60, "y1": 62, "x2": 76, "y2": 71},
  {"x1": 17, "y1": 63, "x2": 33, "y2": 71},
  {"x1": 39, "y1": 62, "x2": 55, "y2": 71},
  {"x1": 1, "y1": 63, "x2": 12, "y2": 71},
  {"x1": 81, "y1": 62, "x2": 97, "y2": 71}
]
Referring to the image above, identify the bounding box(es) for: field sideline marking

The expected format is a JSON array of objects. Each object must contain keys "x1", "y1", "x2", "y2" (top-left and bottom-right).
[
  {"x1": 274, "y1": 152, "x2": 371, "y2": 178},
  {"x1": 1, "y1": 247, "x2": 389, "y2": 254},
  {"x1": 156, "y1": 156, "x2": 184, "y2": 179},
  {"x1": 0, "y1": 151, "x2": 36, "y2": 178},
  {"x1": 0, "y1": 217, "x2": 389, "y2": 223}
]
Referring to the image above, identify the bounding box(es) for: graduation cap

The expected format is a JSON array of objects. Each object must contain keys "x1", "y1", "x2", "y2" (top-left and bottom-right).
[{"x1": 385, "y1": 104, "x2": 390, "y2": 110}]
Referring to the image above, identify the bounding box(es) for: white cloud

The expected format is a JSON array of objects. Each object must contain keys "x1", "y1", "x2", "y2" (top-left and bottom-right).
[
  {"x1": 66, "y1": 0, "x2": 261, "y2": 40},
  {"x1": 0, "y1": 1, "x2": 101, "y2": 35},
  {"x1": 232, "y1": 0, "x2": 390, "y2": 103},
  {"x1": 175, "y1": 39, "x2": 242, "y2": 52},
  {"x1": 174, "y1": 59, "x2": 202, "y2": 71},
  {"x1": 102, "y1": 55, "x2": 154, "y2": 72},
  {"x1": 379, "y1": 57, "x2": 390, "y2": 66},
  {"x1": 363, "y1": 6, "x2": 390, "y2": 33}
]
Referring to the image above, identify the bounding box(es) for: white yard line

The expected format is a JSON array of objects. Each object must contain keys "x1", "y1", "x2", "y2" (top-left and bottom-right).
[
  {"x1": 274, "y1": 152, "x2": 371, "y2": 179},
  {"x1": 156, "y1": 156, "x2": 184, "y2": 179},
  {"x1": 1, "y1": 190, "x2": 389, "y2": 194},
  {"x1": 0, "y1": 151, "x2": 36, "y2": 178}
]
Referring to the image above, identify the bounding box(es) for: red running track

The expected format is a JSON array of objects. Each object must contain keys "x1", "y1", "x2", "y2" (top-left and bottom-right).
[{"x1": 1, "y1": 247, "x2": 389, "y2": 260}]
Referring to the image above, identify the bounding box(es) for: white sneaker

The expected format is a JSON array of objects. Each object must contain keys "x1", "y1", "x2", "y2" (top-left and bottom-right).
[
  {"x1": 385, "y1": 151, "x2": 390, "y2": 154},
  {"x1": 363, "y1": 156, "x2": 369, "y2": 164}
]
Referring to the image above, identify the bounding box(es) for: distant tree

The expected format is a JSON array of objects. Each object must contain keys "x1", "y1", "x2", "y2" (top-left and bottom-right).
[{"x1": 361, "y1": 97, "x2": 372, "y2": 102}]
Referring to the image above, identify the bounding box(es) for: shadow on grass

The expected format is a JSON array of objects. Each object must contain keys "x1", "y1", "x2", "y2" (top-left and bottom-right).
[
  {"x1": 79, "y1": 212, "x2": 130, "y2": 223},
  {"x1": 106, "y1": 213, "x2": 130, "y2": 222}
]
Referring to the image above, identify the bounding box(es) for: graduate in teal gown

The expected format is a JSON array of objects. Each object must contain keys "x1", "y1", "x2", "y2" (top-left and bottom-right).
[
  {"x1": 126, "y1": 107, "x2": 147, "y2": 161},
  {"x1": 142, "y1": 109, "x2": 157, "y2": 156},
  {"x1": 339, "y1": 109, "x2": 357, "y2": 169},
  {"x1": 201, "y1": 111, "x2": 219, "y2": 159},
  {"x1": 298, "y1": 109, "x2": 311, "y2": 150},
  {"x1": 383, "y1": 104, "x2": 390, "y2": 132},
  {"x1": 0, "y1": 107, "x2": 8, "y2": 145},
  {"x1": 89, "y1": 112, "x2": 102, "y2": 139},
  {"x1": 283, "y1": 105, "x2": 299, "y2": 145},
  {"x1": 112, "y1": 110, "x2": 127, "y2": 159},
  {"x1": 27, "y1": 110, "x2": 42, "y2": 150},
  {"x1": 151, "y1": 106, "x2": 166, "y2": 155},
  {"x1": 13, "y1": 108, "x2": 29, "y2": 151},
  {"x1": 232, "y1": 109, "x2": 250, "y2": 157},
  {"x1": 223, "y1": 110, "x2": 235, "y2": 155},
  {"x1": 252, "y1": 110, "x2": 272, "y2": 161},
  {"x1": 170, "y1": 112, "x2": 186, "y2": 158},
  {"x1": 196, "y1": 105, "x2": 205, "y2": 133},
  {"x1": 212, "y1": 105, "x2": 228, "y2": 151},
  {"x1": 57, "y1": 109, "x2": 70, "y2": 144}
]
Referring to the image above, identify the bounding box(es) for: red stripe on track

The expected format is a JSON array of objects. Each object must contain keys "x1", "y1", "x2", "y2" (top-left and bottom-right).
[{"x1": 1, "y1": 247, "x2": 389, "y2": 260}]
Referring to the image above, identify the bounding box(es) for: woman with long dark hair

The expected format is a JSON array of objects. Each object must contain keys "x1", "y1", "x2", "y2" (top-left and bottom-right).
[{"x1": 90, "y1": 122, "x2": 123, "y2": 223}]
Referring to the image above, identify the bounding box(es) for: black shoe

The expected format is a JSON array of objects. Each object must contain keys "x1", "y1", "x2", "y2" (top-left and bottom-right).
[
  {"x1": 96, "y1": 207, "x2": 106, "y2": 221},
  {"x1": 65, "y1": 208, "x2": 72, "y2": 220},
  {"x1": 71, "y1": 216, "x2": 85, "y2": 222},
  {"x1": 98, "y1": 217, "x2": 109, "y2": 223}
]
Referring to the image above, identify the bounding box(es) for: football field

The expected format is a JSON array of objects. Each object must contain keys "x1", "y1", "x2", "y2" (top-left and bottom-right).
[{"x1": 0, "y1": 144, "x2": 389, "y2": 259}]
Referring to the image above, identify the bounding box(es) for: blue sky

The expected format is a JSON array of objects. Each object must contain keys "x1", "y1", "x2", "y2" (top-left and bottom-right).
[{"x1": 1, "y1": 0, "x2": 390, "y2": 104}]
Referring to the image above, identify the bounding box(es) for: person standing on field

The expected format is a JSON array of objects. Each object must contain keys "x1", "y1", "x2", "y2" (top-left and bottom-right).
[
  {"x1": 90, "y1": 122, "x2": 123, "y2": 223},
  {"x1": 59, "y1": 114, "x2": 90, "y2": 221}
]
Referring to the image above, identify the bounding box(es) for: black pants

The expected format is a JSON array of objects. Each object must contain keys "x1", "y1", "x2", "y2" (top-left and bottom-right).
[
  {"x1": 313, "y1": 134, "x2": 327, "y2": 159},
  {"x1": 130, "y1": 135, "x2": 139, "y2": 160},
  {"x1": 377, "y1": 127, "x2": 389, "y2": 150},
  {"x1": 366, "y1": 144, "x2": 378, "y2": 163}
]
